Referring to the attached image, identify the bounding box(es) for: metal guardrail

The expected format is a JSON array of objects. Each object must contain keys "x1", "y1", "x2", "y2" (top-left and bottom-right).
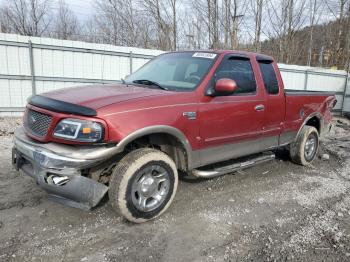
[
  {"x1": 0, "y1": 74, "x2": 121, "y2": 84},
  {"x1": 279, "y1": 67, "x2": 347, "y2": 78},
  {"x1": 0, "y1": 107, "x2": 25, "y2": 112},
  {"x1": 0, "y1": 40, "x2": 154, "y2": 59}
]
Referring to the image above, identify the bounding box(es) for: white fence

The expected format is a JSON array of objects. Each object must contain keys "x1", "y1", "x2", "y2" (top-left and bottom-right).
[
  {"x1": 278, "y1": 63, "x2": 349, "y2": 113},
  {"x1": 0, "y1": 33, "x2": 163, "y2": 116},
  {"x1": 0, "y1": 33, "x2": 349, "y2": 116}
]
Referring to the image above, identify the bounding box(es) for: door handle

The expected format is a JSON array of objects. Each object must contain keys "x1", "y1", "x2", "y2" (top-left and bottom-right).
[{"x1": 255, "y1": 104, "x2": 265, "y2": 111}]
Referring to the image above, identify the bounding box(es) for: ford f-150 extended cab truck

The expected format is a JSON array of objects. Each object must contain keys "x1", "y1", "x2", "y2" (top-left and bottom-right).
[{"x1": 12, "y1": 50, "x2": 336, "y2": 223}]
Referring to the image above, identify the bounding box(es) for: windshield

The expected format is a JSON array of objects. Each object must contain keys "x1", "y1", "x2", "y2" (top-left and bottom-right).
[{"x1": 125, "y1": 52, "x2": 217, "y2": 91}]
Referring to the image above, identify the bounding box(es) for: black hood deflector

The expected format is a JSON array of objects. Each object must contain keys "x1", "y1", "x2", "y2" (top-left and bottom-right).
[{"x1": 28, "y1": 95, "x2": 97, "y2": 117}]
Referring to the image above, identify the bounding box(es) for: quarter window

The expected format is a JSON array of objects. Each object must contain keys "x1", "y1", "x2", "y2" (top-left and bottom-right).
[
  {"x1": 214, "y1": 57, "x2": 256, "y2": 95},
  {"x1": 258, "y1": 61, "x2": 279, "y2": 95}
]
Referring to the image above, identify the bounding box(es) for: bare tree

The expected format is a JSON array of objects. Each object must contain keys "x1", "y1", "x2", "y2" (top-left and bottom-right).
[
  {"x1": 183, "y1": 7, "x2": 207, "y2": 49},
  {"x1": 286, "y1": 0, "x2": 308, "y2": 63},
  {"x1": 142, "y1": 0, "x2": 172, "y2": 50},
  {"x1": 251, "y1": 0, "x2": 264, "y2": 52},
  {"x1": 0, "y1": 7, "x2": 11, "y2": 33},
  {"x1": 90, "y1": 0, "x2": 166, "y2": 49},
  {"x1": 323, "y1": 0, "x2": 349, "y2": 66},
  {"x1": 345, "y1": 1, "x2": 350, "y2": 70},
  {"x1": 92, "y1": 0, "x2": 139, "y2": 46},
  {"x1": 122, "y1": 0, "x2": 137, "y2": 47},
  {"x1": 219, "y1": 0, "x2": 247, "y2": 49},
  {"x1": 211, "y1": 0, "x2": 220, "y2": 48},
  {"x1": 167, "y1": 0, "x2": 177, "y2": 50},
  {"x1": 93, "y1": 0, "x2": 122, "y2": 45},
  {"x1": 192, "y1": 0, "x2": 246, "y2": 49},
  {"x1": 137, "y1": 15, "x2": 154, "y2": 48},
  {"x1": 191, "y1": 1, "x2": 209, "y2": 48},
  {"x1": 1, "y1": 0, "x2": 52, "y2": 36},
  {"x1": 222, "y1": 0, "x2": 229, "y2": 47},
  {"x1": 228, "y1": 0, "x2": 245, "y2": 49},
  {"x1": 307, "y1": 0, "x2": 323, "y2": 66},
  {"x1": 266, "y1": 0, "x2": 307, "y2": 63},
  {"x1": 54, "y1": 0, "x2": 80, "y2": 40},
  {"x1": 191, "y1": 0, "x2": 217, "y2": 48}
]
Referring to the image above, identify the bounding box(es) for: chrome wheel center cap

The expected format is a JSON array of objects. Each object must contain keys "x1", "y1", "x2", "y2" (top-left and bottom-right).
[
  {"x1": 140, "y1": 177, "x2": 156, "y2": 196},
  {"x1": 131, "y1": 165, "x2": 171, "y2": 212}
]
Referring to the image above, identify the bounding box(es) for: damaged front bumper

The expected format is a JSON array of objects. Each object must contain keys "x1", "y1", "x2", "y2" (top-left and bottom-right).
[{"x1": 12, "y1": 127, "x2": 119, "y2": 210}]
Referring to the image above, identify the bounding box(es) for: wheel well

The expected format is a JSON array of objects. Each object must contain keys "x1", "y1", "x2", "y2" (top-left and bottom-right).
[
  {"x1": 124, "y1": 133, "x2": 188, "y2": 171},
  {"x1": 305, "y1": 116, "x2": 320, "y2": 133}
]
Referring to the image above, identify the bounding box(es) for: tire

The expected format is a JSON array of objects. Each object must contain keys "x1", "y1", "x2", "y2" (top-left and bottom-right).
[
  {"x1": 289, "y1": 126, "x2": 319, "y2": 166},
  {"x1": 109, "y1": 148, "x2": 178, "y2": 223}
]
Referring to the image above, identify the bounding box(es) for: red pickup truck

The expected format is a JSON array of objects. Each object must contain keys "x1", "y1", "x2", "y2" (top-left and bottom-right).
[{"x1": 12, "y1": 51, "x2": 336, "y2": 223}]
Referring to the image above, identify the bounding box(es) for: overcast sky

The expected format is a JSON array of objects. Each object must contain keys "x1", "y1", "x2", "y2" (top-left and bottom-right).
[
  {"x1": 0, "y1": 0, "x2": 95, "y2": 20},
  {"x1": 58, "y1": 0, "x2": 94, "y2": 20}
]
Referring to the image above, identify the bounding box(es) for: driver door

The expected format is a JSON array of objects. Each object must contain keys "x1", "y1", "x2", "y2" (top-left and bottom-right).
[{"x1": 198, "y1": 55, "x2": 267, "y2": 166}]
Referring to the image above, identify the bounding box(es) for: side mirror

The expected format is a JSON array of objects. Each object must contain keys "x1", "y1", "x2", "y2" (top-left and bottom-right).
[
  {"x1": 206, "y1": 78, "x2": 237, "y2": 96},
  {"x1": 214, "y1": 78, "x2": 237, "y2": 95},
  {"x1": 206, "y1": 78, "x2": 237, "y2": 97}
]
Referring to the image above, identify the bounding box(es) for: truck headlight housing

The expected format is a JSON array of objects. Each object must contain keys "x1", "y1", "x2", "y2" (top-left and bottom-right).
[{"x1": 53, "y1": 118, "x2": 103, "y2": 142}]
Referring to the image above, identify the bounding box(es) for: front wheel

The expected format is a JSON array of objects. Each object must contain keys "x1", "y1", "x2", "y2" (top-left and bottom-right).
[
  {"x1": 109, "y1": 148, "x2": 178, "y2": 223},
  {"x1": 289, "y1": 126, "x2": 319, "y2": 166}
]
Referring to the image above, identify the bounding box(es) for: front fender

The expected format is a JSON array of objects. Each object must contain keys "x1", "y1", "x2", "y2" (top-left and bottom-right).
[{"x1": 113, "y1": 125, "x2": 198, "y2": 169}]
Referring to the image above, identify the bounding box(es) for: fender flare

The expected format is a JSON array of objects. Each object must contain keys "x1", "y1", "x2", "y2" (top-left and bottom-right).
[
  {"x1": 294, "y1": 112, "x2": 324, "y2": 141},
  {"x1": 114, "y1": 125, "x2": 194, "y2": 168}
]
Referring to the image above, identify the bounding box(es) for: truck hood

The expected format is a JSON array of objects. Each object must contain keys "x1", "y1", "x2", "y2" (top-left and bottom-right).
[{"x1": 41, "y1": 83, "x2": 168, "y2": 110}]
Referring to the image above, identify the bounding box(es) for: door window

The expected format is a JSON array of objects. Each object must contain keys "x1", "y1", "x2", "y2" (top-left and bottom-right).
[
  {"x1": 214, "y1": 57, "x2": 256, "y2": 95},
  {"x1": 258, "y1": 61, "x2": 279, "y2": 95}
]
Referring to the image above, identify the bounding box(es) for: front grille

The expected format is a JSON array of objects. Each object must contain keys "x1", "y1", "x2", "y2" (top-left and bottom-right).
[{"x1": 26, "y1": 109, "x2": 52, "y2": 137}]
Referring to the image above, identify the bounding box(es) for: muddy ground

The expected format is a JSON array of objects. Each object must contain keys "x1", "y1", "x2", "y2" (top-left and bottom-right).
[{"x1": 0, "y1": 117, "x2": 350, "y2": 262}]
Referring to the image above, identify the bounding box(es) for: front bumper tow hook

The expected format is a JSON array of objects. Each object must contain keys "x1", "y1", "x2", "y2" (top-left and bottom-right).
[{"x1": 48, "y1": 175, "x2": 70, "y2": 186}]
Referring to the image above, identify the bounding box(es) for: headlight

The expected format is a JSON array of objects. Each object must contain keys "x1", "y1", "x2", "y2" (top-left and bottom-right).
[{"x1": 53, "y1": 118, "x2": 103, "y2": 142}]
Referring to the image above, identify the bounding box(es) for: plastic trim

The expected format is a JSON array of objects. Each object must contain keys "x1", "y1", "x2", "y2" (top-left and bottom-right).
[{"x1": 28, "y1": 95, "x2": 97, "y2": 117}]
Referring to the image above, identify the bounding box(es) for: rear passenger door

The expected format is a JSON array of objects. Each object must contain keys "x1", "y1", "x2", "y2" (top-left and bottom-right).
[
  {"x1": 198, "y1": 55, "x2": 266, "y2": 166},
  {"x1": 257, "y1": 58, "x2": 285, "y2": 141}
]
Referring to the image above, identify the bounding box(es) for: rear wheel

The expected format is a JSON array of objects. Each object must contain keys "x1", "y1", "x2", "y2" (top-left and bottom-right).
[
  {"x1": 109, "y1": 148, "x2": 178, "y2": 223},
  {"x1": 289, "y1": 126, "x2": 319, "y2": 165}
]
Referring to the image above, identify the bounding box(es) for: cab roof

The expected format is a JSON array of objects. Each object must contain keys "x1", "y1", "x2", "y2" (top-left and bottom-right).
[{"x1": 170, "y1": 50, "x2": 275, "y2": 62}]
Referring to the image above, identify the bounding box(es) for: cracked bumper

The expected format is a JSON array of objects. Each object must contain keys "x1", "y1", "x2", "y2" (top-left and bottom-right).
[{"x1": 12, "y1": 127, "x2": 116, "y2": 210}]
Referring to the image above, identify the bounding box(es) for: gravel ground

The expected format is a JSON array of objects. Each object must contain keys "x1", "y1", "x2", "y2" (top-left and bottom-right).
[{"x1": 0, "y1": 116, "x2": 350, "y2": 262}]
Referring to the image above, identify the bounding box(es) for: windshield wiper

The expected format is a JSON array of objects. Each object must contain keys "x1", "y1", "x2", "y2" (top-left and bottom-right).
[{"x1": 132, "y1": 79, "x2": 168, "y2": 90}]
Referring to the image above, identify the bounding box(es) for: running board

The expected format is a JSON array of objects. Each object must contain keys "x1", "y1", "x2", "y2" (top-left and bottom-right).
[{"x1": 192, "y1": 152, "x2": 275, "y2": 178}]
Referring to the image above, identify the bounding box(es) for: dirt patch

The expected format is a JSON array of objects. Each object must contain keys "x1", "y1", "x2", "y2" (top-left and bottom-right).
[
  {"x1": 0, "y1": 117, "x2": 22, "y2": 136},
  {"x1": 0, "y1": 117, "x2": 350, "y2": 261}
]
